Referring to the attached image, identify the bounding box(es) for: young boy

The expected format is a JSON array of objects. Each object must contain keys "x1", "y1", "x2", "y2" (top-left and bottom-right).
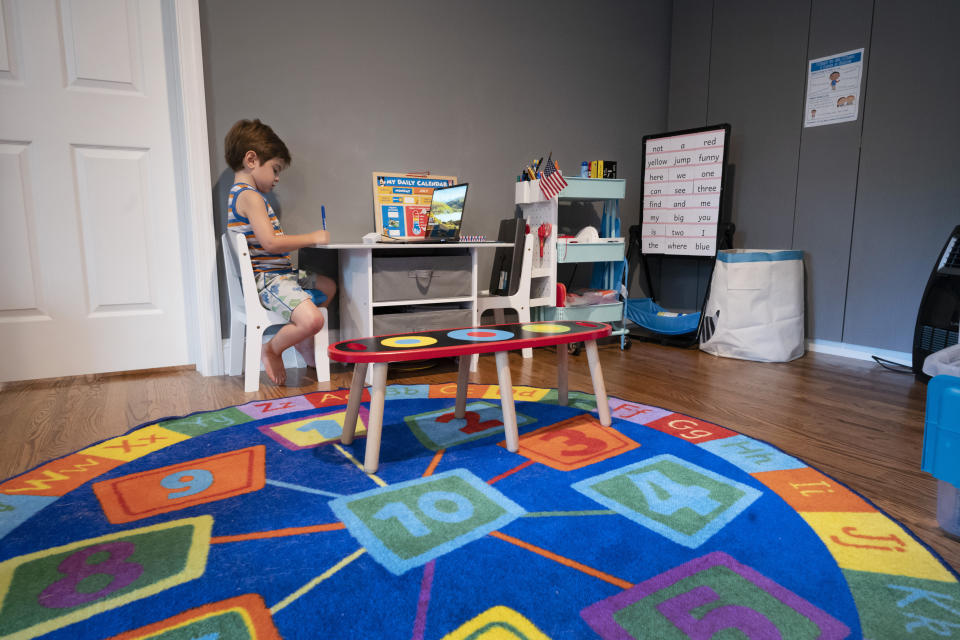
[{"x1": 225, "y1": 118, "x2": 336, "y2": 385}]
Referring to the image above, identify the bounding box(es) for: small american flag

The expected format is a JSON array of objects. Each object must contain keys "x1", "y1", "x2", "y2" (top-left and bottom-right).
[{"x1": 539, "y1": 159, "x2": 568, "y2": 200}]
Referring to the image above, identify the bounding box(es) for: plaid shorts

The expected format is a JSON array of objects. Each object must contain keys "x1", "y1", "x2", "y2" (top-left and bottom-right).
[{"x1": 256, "y1": 272, "x2": 327, "y2": 322}]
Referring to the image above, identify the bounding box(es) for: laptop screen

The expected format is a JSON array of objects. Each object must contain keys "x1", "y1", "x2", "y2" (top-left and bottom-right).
[{"x1": 426, "y1": 183, "x2": 467, "y2": 239}]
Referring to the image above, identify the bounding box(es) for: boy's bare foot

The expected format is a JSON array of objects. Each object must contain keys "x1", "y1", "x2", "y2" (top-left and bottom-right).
[{"x1": 261, "y1": 343, "x2": 286, "y2": 385}]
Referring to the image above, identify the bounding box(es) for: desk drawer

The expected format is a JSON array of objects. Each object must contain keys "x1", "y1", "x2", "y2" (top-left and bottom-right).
[
  {"x1": 373, "y1": 308, "x2": 473, "y2": 335},
  {"x1": 372, "y1": 255, "x2": 472, "y2": 302}
]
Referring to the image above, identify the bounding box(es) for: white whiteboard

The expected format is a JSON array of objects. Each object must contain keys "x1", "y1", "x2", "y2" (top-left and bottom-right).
[{"x1": 640, "y1": 125, "x2": 729, "y2": 256}]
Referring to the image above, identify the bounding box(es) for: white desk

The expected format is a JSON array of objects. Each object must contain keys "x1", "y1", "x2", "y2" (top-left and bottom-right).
[{"x1": 303, "y1": 242, "x2": 512, "y2": 381}]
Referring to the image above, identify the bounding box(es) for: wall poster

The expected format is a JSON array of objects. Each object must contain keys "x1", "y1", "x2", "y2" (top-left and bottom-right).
[{"x1": 804, "y1": 48, "x2": 864, "y2": 128}]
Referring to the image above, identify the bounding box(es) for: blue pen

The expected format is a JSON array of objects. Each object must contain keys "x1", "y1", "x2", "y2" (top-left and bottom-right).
[{"x1": 321, "y1": 205, "x2": 326, "y2": 230}]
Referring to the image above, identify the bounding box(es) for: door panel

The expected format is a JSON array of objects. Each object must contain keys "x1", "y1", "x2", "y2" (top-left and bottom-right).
[
  {"x1": 0, "y1": 0, "x2": 190, "y2": 381},
  {"x1": 61, "y1": 0, "x2": 142, "y2": 92},
  {"x1": 0, "y1": 1, "x2": 20, "y2": 82},
  {"x1": 0, "y1": 142, "x2": 43, "y2": 316}
]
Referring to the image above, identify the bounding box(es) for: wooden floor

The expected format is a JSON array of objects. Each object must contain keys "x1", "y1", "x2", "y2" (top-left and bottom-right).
[{"x1": 2, "y1": 340, "x2": 957, "y2": 572}]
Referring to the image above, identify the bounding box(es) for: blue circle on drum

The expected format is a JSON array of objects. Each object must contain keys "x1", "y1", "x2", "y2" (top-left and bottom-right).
[{"x1": 447, "y1": 328, "x2": 515, "y2": 342}]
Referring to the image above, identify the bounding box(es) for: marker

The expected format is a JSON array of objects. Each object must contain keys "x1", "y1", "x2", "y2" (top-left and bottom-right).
[{"x1": 321, "y1": 205, "x2": 326, "y2": 230}]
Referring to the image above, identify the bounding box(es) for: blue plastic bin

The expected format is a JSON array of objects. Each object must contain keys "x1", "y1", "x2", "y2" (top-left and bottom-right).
[{"x1": 921, "y1": 374, "x2": 960, "y2": 536}]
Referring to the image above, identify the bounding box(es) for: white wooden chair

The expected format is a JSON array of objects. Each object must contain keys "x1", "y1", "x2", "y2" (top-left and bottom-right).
[
  {"x1": 222, "y1": 232, "x2": 329, "y2": 392},
  {"x1": 471, "y1": 233, "x2": 534, "y2": 371}
]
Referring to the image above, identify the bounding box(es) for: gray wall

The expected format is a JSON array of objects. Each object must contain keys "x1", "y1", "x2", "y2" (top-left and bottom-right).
[
  {"x1": 667, "y1": 0, "x2": 960, "y2": 353},
  {"x1": 200, "y1": 0, "x2": 673, "y2": 328}
]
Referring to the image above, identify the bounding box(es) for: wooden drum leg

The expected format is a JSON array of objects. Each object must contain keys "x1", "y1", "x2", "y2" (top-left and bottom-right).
[
  {"x1": 455, "y1": 355, "x2": 470, "y2": 419},
  {"x1": 495, "y1": 351, "x2": 519, "y2": 452},
  {"x1": 584, "y1": 340, "x2": 611, "y2": 426},
  {"x1": 364, "y1": 362, "x2": 389, "y2": 473},
  {"x1": 341, "y1": 363, "x2": 368, "y2": 445},
  {"x1": 557, "y1": 343, "x2": 569, "y2": 406}
]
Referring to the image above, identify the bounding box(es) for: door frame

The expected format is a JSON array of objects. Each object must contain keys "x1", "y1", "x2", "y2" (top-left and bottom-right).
[{"x1": 167, "y1": 0, "x2": 221, "y2": 376}]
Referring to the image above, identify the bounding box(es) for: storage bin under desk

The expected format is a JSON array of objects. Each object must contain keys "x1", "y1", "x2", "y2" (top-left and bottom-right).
[
  {"x1": 373, "y1": 307, "x2": 473, "y2": 335},
  {"x1": 372, "y1": 253, "x2": 472, "y2": 302}
]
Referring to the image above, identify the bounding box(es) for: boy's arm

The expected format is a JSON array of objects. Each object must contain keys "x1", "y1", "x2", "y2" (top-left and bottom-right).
[{"x1": 237, "y1": 190, "x2": 330, "y2": 252}]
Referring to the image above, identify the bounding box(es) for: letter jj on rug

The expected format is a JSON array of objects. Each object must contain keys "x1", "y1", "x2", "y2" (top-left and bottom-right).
[{"x1": 0, "y1": 384, "x2": 958, "y2": 639}]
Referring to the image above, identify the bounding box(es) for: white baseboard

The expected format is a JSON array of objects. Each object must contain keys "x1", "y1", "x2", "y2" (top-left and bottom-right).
[
  {"x1": 220, "y1": 336, "x2": 913, "y2": 370},
  {"x1": 806, "y1": 339, "x2": 911, "y2": 366}
]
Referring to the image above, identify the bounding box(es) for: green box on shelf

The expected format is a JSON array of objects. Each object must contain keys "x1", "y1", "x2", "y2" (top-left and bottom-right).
[
  {"x1": 560, "y1": 177, "x2": 626, "y2": 201},
  {"x1": 556, "y1": 239, "x2": 625, "y2": 263},
  {"x1": 538, "y1": 302, "x2": 623, "y2": 323}
]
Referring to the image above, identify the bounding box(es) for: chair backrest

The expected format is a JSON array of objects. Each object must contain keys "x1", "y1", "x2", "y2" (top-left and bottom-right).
[
  {"x1": 221, "y1": 233, "x2": 244, "y2": 316},
  {"x1": 221, "y1": 232, "x2": 270, "y2": 326},
  {"x1": 513, "y1": 232, "x2": 534, "y2": 298}
]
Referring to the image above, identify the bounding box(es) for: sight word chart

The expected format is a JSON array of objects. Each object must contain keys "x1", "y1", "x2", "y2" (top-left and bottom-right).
[{"x1": 640, "y1": 125, "x2": 729, "y2": 256}]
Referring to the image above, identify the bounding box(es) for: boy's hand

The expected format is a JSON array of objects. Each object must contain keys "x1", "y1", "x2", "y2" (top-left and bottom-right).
[{"x1": 310, "y1": 230, "x2": 330, "y2": 245}]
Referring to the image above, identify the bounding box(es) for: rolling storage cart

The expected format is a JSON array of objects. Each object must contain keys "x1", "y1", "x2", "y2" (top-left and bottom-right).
[{"x1": 517, "y1": 177, "x2": 630, "y2": 349}]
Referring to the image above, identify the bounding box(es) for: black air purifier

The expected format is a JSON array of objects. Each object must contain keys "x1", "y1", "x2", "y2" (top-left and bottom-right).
[{"x1": 913, "y1": 225, "x2": 960, "y2": 379}]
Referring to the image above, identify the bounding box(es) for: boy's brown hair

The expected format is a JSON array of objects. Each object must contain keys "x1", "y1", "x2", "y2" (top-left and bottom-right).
[{"x1": 224, "y1": 119, "x2": 292, "y2": 170}]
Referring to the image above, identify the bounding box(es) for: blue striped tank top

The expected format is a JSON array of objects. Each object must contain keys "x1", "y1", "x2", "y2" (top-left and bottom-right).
[{"x1": 227, "y1": 183, "x2": 294, "y2": 275}]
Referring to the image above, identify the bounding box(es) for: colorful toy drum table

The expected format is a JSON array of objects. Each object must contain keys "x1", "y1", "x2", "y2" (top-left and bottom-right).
[{"x1": 328, "y1": 321, "x2": 612, "y2": 472}]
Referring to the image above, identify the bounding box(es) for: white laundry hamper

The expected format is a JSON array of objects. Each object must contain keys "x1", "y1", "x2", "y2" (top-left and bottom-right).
[{"x1": 699, "y1": 249, "x2": 805, "y2": 362}]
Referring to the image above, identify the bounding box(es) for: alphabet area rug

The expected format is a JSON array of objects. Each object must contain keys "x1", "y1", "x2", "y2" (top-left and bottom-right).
[{"x1": 0, "y1": 383, "x2": 957, "y2": 639}]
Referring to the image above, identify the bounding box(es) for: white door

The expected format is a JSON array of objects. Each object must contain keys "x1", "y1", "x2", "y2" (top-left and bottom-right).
[{"x1": 0, "y1": 0, "x2": 191, "y2": 381}]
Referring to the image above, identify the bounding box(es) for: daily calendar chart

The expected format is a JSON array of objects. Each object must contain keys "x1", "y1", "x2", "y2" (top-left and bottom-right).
[{"x1": 372, "y1": 172, "x2": 456, "y2": 239}]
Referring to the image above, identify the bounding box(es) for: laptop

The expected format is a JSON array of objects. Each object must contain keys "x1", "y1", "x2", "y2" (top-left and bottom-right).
[{"x1": 379, "y1": 183, "x2": 468, "y2": 243}]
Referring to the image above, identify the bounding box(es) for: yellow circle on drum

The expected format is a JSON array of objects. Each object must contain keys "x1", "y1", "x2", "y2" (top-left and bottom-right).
[
  {"x1": 381, "y1": 335, "x2": 438, "y2": 348},
  {"x1": 520, "y1": 323, "x2": 571, "y2": 334}
]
